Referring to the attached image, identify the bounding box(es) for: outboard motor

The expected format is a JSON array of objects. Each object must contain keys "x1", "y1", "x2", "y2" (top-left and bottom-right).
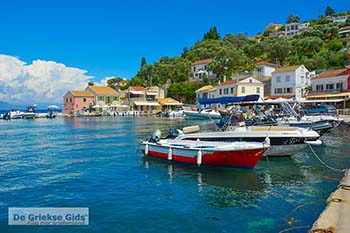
[{"x1": 149, "y1": 129, "x2": 161, "y2": 143}]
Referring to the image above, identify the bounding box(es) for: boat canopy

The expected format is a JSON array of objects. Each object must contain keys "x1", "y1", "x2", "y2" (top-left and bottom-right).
[{"x1": 198, "y1": 94, "x2": 260, "y2": 105}]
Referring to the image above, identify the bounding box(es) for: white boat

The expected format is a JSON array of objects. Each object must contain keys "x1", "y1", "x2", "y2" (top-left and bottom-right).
[
  {"x1": 140, "y1": 130, "x2": 270, "y2": 169},
  {"x1": 22, "y1": 106, "x2": 36, "y2": 119},
  {"x1": 9, "y1": 109, "x2": 24, "y2": 119},
  {"x1": 172, "y1": 125, "x2": 321, "y2": 157},
  {"x1": 160, "y1": 108, "x2": 184, "y2": 118},
  {"x1": 184, "y1": 108, "x2": 221, "y2": 119}
]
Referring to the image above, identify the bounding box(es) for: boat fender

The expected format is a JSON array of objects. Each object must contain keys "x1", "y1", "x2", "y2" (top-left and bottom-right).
[
  {"x1": 263, "y1": 137, "x2": 270, "y2": 148},
  {"x1": 168, "y1": 147, "x2": 172, "y2": 160},
  {"x1": 197, "y1": 150, "x2": 202, "y2": 166},
  {"x1": 145, "y1": 143, "x2": 149, "y2": 155}
]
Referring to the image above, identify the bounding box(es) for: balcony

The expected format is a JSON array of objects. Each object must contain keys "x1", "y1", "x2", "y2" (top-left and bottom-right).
[{"x1": 308, "y1": 88, "x2": 345, "y2": 94}]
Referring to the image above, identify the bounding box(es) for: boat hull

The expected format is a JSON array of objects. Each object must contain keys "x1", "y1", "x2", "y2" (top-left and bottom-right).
[
  {"x1": 176, "y1": 126, "x2": 320, "y2": 157},
  {"x1": 23, "y1": 113, "x2": 36, "y2": 119},
  {"x1": 184, "y1": 111, "x2": 221, "y2": 119},
  {"x1": 140, "y1": 143, "x2": 265, "y2": 169}
]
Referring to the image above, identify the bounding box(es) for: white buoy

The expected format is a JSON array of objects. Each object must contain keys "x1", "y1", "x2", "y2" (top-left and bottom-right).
[
  {"x1": 197, "y1": 150, "x2": 202, "y2": 166},
  {"x1": 145, "y1": 143, "x2": 149, "y2": 155},
  {"x1": 168, "y1": 147, "x2": 173, "y2": 160}
]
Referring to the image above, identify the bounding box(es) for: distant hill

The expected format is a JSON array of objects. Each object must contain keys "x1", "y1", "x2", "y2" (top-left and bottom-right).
[
  {"x1": 0, "y1": 101, "x2": 12, "y2": 110},
  {"x1": 0, "y1": 102, "x2": 62, "y2": 111}
]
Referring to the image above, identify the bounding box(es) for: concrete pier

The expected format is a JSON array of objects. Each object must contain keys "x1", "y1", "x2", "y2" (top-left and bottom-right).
[{"x1": 310, "y1": 169, "x2": 350, "y2": 233}]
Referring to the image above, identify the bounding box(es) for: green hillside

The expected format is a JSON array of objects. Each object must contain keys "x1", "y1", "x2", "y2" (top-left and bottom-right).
[{"x1": 124, "y1": 7, "x2": 350, "y2": 103}]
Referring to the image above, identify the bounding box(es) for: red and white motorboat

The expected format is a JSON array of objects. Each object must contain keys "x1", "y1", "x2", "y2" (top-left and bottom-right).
[{"x1": 140, "y1": 130, "x2": 270, "y2": 169}]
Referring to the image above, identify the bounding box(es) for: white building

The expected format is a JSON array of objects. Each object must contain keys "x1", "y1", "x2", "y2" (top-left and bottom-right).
[
  {"x1": 285, "y1": 22, "x2": 310, "y2": 37},
  {"x1": 311, "y1": 68, "x2": 348, "y2": 94},
  {"x1": 254, "y1": 61, "x2": 280, "y2": 77},
  {"x1": 217, "y1": 77, "x2": 264, "y2": 98},
  {"x1": 339, "y1": 26, "x2": 350, "y2": 48},
  {"x1": 327, "y1": 15, "x2": 349, "y2": 24},
  {"x1": 195, "y1": 85, "x2": 217, "y2": 100},
  {"x1": 190, "y1": 58, "x2": 216, "y2": 81},
  {"x1": 271, "y1": 65, "x2": 310, "y2": 100}
]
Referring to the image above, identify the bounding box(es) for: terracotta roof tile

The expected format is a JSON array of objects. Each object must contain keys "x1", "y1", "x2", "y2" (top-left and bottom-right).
[
  {"x1": 272, "y1": 65, "x2": 301, "y2": 74},
  {"x1": 313, "y1": 68, "x2": 348, "y2": 79},
  {"x1": 256, "y1": 61, "x2": 281, "y2": 67},
  {"x1": 195, "y1": 85, "x2": 216, "y2": 93},
  {"x1": 88, "y1": 85, "x2": 119, "y2": 95},
  {"x1": 219, "y1": 77, "x2": 247, "y2": 86},
  {"x1": 265, "y1": 95, "x2": 295, "y2": 100},
  {"x1": 69, "y1": 90, "x2": 94, "y2": 97},
  {"x1": 193, "y1": 58, "x2": 212, "y2": 65},
  {"x1": 130, "y1": 86, "x2": 146, "y2": 91}
]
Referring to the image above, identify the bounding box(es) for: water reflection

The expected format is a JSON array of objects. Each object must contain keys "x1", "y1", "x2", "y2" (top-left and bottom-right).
[
  {"x1": 142, "y1": 158, "x2": 263, "y2": 190},
  {"x1": 141, "y1": 157, "x2": 267, "y2": 208}
]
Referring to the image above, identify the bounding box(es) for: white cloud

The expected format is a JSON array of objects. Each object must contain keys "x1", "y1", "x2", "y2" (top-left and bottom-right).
[
  {"x1": 98, "y1": 76, "x2": 114, "y2": 86},
  {"x1": 0, "y1": 55, "x2": 94, "y2": 104}
]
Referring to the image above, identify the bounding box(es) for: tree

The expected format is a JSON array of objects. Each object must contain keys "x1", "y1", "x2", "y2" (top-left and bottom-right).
[
  {"x1": 141, "y1": 57, "x2": 147, "y2": 67},
  {"x1": 107, "y1": 77, "x2": 123, "y2": 89},
  {"x1": 327, "y1": 38, "x2": 344, "y2": 51},
  {"x1": 203, "y1": 26, "x2": 220, "y2": 40},
  {"x1": 286, "y1": 14, "x2": 300, "y2": 24},
  {"x1": 262, "y1": 37, "x2": 291, "y2": 65},
  {"x1": 325, "y1": 6, "x2": 336, "y2": 16}
]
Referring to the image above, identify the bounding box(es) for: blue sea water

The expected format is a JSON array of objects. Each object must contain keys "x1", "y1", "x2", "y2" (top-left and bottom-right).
[{"x1": 0, "y1": 117, "x2": 349, "y2": 233}]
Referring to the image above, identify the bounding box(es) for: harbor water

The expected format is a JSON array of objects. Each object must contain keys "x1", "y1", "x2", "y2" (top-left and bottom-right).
[{"x1": 0, "y1": 117, "x2": 350, "y2": 232}]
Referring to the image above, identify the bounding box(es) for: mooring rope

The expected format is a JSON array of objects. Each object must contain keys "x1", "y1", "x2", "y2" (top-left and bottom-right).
[{"x1": 308, "y1": 143, "x2": 346, "y2": 172}]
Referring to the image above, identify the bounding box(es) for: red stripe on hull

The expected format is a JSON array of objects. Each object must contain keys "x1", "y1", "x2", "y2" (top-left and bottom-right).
[{"x1": 142, "y1": 149, "x2": 265, "y2": 169}]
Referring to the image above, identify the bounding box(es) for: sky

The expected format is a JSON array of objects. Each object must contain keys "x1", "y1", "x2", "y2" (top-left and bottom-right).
[{"x1": 0, "y1": 0, "x2": 349, "y2": 104}]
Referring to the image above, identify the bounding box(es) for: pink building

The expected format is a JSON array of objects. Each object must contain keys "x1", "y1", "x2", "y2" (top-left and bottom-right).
[{"x1": 63, "y1": 90, "x2": 95, "y2": 114}]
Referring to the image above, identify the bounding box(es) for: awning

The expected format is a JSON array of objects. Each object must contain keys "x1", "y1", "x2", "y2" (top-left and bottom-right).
[
  {"x1": 198, "y1": 94, "x2": 260, "y2": 105},
  {"x1": 146, "y1": 92, "x2": 158, "y2": 96},
  {"x1": 109, "y1": 104, "x2": 130, "y2": 108},
  {"x1": 307, "y1": 92, "x2": 350, "y2": 99},
  {"x1": 302, "y1": 99, "x2": 344, "y2": 103},
  {"x1": 129, "y1": 90, "x2": 145, "y2": 95},
  {"x1": 133, "y1": 101, "x2": 160, "y2": 106}
]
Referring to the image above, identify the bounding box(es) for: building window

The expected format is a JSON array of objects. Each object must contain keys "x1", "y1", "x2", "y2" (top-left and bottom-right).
[
  {"x1": 241, "y1": 87, "x2": 245, "y2": 93},
  {"x1": 249, "y1": 79, "x2": 252, "y2": 83},
  {"x1": 256, "y1": 87, "x2": 260, "y2": 93},
  {"x1": 285, "y1": 75, "x2": 290, "y2": 82},
  {"x1": 219, "y1": 89, "x2": 222, "y2": 95},
  {"x1": 276, "y1": 76, "x2": 281, "y2": 82},
  {"x1": 284, "y1": 87, "x2": 292, "y2": 93},
  {"x1": 275, "y1": 88, "x2": 283, "y2": 94},
  {"x1": 114, "y1": 96, "x2": 118, "y2": 101},
  {"x1": 336, "y1": 83, "x2": 343, "y2": 90},
  {"x1": 326, "y1": 84, "x2": 334, "y2": 90},
  {"x1": 99, "y1": 96, "x2": 103, "y2": 101},
  {"x1": 193, "y1": 67, "x2": 196, "y2": 72},
  {"x1": 316, "y1": 85, "x2": 324, "y2": 91},
  {"x1": 231, "y1": 87, "x2": 234, "y2": 94},
  {"x1": 66, "y1": 98, "x2": 68, "y2": 102},
  {"x1": 83, "y1": 98, "x2": 86, "y2": 102},
  {"x1": 69, "y1": 98, "x2": 72, "y2": 102}
]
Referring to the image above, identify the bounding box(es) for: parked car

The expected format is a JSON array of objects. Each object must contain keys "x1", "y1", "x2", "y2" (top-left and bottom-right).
[{"x1": 303, "y1": 104, "x2": 337, "y2": 115}]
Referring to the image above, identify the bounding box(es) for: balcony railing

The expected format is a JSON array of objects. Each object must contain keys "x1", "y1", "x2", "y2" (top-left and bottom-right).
[{"x1": 308, "y1": 88, "x2": 345, "y2": 94}]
